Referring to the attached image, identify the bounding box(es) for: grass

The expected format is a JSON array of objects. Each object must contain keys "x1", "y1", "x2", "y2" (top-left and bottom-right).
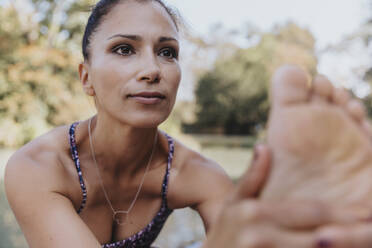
[
  {"x1": 190, "y1": 134, "x2": 256, "y2": 148},
  {"x1": 201, "y1": 147, "x2": 252, "y2": 180},
  {"x1": 190, "y1": 134, "x2": 255, "y2": 180},
  {"x1": 0, "y1": 149, "x2": 14, "y2": 178},
  {"x1": 0, "y1": 150, "x2": 28, "y2": 248}
]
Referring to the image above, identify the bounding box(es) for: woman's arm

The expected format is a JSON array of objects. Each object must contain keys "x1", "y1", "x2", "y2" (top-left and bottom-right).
[
  {"x1": 4, "y1": 152, "x2": 101, "y2": 248},
  {"x1": 192, "y1": 145, "x2": 269, "y2": 232},
  {"x1": 193, "y1": 163, "x2": 234, "y2": 232},
  {"x1": 169, "y1": 144, "x2": 266, "y2": 232},
  {"x1": 173, "y1": 157, "x2": 234, "y2": 231}
]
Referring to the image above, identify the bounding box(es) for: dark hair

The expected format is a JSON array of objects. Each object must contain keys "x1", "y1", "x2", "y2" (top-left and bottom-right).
[{"x1": 82, "y1": 0, "x2": 180, "y2": 61}]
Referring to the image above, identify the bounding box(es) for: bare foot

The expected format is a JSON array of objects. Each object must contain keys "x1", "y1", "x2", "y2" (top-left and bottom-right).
[{"x1": 260, "y1": 65, "x2": 372, "y2": 205}]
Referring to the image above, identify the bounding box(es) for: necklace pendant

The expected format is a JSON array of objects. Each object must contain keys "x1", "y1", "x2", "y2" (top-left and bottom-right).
[{"x1": 113, "y1": 211, "x2": 132, "y2": 226}]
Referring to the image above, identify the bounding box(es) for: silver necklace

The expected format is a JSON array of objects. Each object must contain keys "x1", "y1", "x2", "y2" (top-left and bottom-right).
[{"x1": 88, "y1": 118, "x2": 158, "y2": 226}]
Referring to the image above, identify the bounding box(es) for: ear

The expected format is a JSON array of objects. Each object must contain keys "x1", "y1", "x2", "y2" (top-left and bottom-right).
[{"x1": 79, "y1": 62, "x2": 95, "y2": 96}]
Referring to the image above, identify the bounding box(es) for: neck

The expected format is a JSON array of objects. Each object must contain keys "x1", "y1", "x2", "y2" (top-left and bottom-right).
[{"x1": 87, "y1": 115, "x2": 159, "y2": 175}]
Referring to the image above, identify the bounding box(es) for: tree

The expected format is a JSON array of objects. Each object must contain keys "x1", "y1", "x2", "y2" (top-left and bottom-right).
[
  {"x1": 0, "y1": 0, "x2": 94, "y2": 148},
  {"x1": 360, "y1": 10, "x2": 372, "y2": 116},
  {"x1": 189, "y1": 22, "x2": 317, "y2": 135}
]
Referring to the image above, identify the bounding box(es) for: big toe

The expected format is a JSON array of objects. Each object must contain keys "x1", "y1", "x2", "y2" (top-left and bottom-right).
[{"x1": 271, "y1": 65, "x2": 311, "y2": 108}]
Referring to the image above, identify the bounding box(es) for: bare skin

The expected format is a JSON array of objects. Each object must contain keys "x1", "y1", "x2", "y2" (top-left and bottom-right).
[
  {"x1": 6, "y1": 1, "x2": 372, "y2": 247},
  {"x1": 204, "y1": 145, "x2": 372, "y2": 248},
  {"x1": 202, "y1": 65, "x2": 372, "y2": 248},
  {"x1": 261, "y1": 65, "x2": 372, "y2": 206},
  {"x1": 5, "y1": 122, "x2": 231, "y2": 247},
  {"x1": 4, "y1": 1, "x2": 232, "y2": 247}
]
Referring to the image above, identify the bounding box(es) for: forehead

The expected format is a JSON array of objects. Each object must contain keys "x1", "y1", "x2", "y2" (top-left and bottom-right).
[{"x1": 95, "y1": 0, "x2": 179, "y2": 40}]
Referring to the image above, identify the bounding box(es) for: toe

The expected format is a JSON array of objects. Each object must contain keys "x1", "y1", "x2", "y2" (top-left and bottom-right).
[
  {"x1": 362, "y1": 120, "x2": 372, "y2": 138},
  {"x1": 332, "y1": 88, "x2": 351, "y2": 107},
  {"x1": 312, "y1": 75, "x2": 333, "y2": 103},
  {"x1": 271, "y1": 65, "x2": 311, "y2": 106},
  {"x1": 346, "y1": 99, "x2": 366, "y2": 123}
]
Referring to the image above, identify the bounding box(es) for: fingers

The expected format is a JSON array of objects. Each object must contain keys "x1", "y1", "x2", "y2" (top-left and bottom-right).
[
  {"x1": 205, "y1": 200, "x2": 316, "y2": 248},
  {"x1": 233, "y1": 144, "x2": 271, "y2": 201},
  {"x1": 237, "y1": 226, "x2": 315, "y2": 248},
  {"x1": 204, "y1": 224, "x2": 315, "y2": 248},
  {"x1": 230, "y1": 200, "x2": 371, "y2": 230},
  {"x1": 268, "y1": 203, "x2": 371, "y2": 229},
  {"x1": 207, "y1": 200, "x2": 371, "y2": 248},
  {"x1": 315, "y1": 223, "x2": 372, "y2": 248}
]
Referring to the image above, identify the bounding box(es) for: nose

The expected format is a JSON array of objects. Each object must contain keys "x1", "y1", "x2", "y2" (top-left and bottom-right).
[{"x1": 136, "y1": 51, "x2": 161, "y2": 84}]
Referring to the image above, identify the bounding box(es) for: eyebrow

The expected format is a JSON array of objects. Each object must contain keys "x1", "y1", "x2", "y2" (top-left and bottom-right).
[
  {"x1": 107, "y1": 34, "x2": 178, "y2": 43},
  {"x1": 108, "y1": 34, "x2": 141, "y2": 41},
  {"x1": 159, "y1": 36, "x2": 178, "y2": 43}
]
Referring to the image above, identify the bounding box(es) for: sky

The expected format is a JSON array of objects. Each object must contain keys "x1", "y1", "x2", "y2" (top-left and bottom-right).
[
  {"x1": 166, "y1": 0, "x2": 370, "y2": 50},
  {"x1": 165, "y1": 0, "x2": 372, "y2": 99}
]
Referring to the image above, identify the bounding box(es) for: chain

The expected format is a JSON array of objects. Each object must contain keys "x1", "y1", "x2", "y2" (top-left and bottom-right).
[{"x1": 88, "y1": 117, "x2": 157, "y2": 225}]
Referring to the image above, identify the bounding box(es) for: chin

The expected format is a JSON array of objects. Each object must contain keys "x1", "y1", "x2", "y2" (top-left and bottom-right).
[{"x1": 126, "y1": 113, "x2": 169, "y2": 129}]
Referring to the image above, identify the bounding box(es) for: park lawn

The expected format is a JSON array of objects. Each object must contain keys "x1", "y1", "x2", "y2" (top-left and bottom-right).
[{"x1": 201, "y1": 147, "x2": 252, "y2": 180}]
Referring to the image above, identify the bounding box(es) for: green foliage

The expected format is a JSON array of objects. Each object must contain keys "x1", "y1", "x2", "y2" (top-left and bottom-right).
[
  {"x1": 362, "y1": 35, "x2": 372, "y2": 117},
  {"x1": 193, "y1": 54, "x2": 269, "y2": 134},
  {"x1": 190, "y1": 22, "x2": 317, "y2": 135},
  {"x1": 0, "y1": 1, "x2": 94, "y2": 148}
]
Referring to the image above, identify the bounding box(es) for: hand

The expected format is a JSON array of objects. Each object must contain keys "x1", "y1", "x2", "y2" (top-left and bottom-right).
[
  {"x1": 203, "y1": 145, "x2": 369, "y2": 248},
  {"x1": 313, "y1": 221, "x2": 372, "y2": 248}
]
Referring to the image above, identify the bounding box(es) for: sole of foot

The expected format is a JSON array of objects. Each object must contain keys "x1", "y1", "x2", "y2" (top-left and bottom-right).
[{"x1": 260, "y1": 65, "x2": 372, "y2": 206}]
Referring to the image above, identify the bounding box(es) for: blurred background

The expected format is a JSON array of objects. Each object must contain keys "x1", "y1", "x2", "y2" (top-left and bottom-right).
[{"x1": 0, "y1": 0, "x2": 372, "y2": 247}]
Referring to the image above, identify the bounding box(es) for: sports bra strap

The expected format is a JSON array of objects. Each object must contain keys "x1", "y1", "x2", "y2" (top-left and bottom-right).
[{"x1": 68, "y1": 122, "x2": 175, "y2": 213}]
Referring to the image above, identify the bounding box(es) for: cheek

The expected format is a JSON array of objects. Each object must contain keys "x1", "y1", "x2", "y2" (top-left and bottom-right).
[
  {"x1": 90, "y1": 60, "x2": 134, "y2": 96},
  {"x1": 91, "y1": 68, "x2": 116, "y2": 97},
  {"x1": 166, "y1": 64, "x2": 181, "y2": 93}
]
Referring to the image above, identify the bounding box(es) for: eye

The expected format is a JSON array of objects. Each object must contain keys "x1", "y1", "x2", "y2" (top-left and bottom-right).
[
  {"x1": 112, "y1": 44, "x2": 134, "y2": 56},
  {"x1": 159, "y1": 47, "x2": 178, "y2": 59}
]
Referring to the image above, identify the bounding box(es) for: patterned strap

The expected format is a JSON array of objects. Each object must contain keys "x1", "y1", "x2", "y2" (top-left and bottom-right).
[
  {"x1": 69, "y1": 122, "x2": 174, "y2": 214},
  {"x1": 101, "y1": 133, "x2": 175, "y2": 247},
  {"x1": 68, "y1": 122, "x2": 87, "y2": 213},
  {"x1": 161, "y1": 133, "x2": 174, "y2": 206}
]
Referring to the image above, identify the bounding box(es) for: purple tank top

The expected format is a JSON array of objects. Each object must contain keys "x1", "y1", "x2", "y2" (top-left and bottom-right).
[{"x1": 69, "y1": 122, "x2": 174, "y2": 248}]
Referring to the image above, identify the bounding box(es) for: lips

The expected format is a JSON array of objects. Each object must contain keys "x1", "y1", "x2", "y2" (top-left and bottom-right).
[
  {"x1": 127, "y1": 91, "x2": 165, "y2": 105},
  {"x1": 128, "y1": 91, "x2": 165, "y2": 99}
]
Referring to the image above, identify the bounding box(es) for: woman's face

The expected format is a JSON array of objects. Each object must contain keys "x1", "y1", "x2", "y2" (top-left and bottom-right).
[{"x1": 81, "y1": 0, "x2": 181, "y2": 127}]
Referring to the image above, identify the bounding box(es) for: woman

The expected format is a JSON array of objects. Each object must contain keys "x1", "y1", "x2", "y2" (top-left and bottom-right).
[
  {"x1": 4, "y1": 0, "x2": 371, "y2": 247},
  {"x1": 4, "y1": 0, "x2": 233, "y2": 247}
]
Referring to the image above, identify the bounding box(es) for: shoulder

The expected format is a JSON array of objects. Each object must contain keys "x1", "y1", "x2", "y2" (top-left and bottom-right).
[
  {"x1": 5, "y1": 124, "x2": 74, "y2": 199},
  {"x1": 4, "y1": 125, "x2": 102, "y2": 247},
  {"x1": 174, "y1": 141, "x2": 229, "y2": 183},
  {"x1": 167, "y1": 137, "x2": 234, "y2": 209}
]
